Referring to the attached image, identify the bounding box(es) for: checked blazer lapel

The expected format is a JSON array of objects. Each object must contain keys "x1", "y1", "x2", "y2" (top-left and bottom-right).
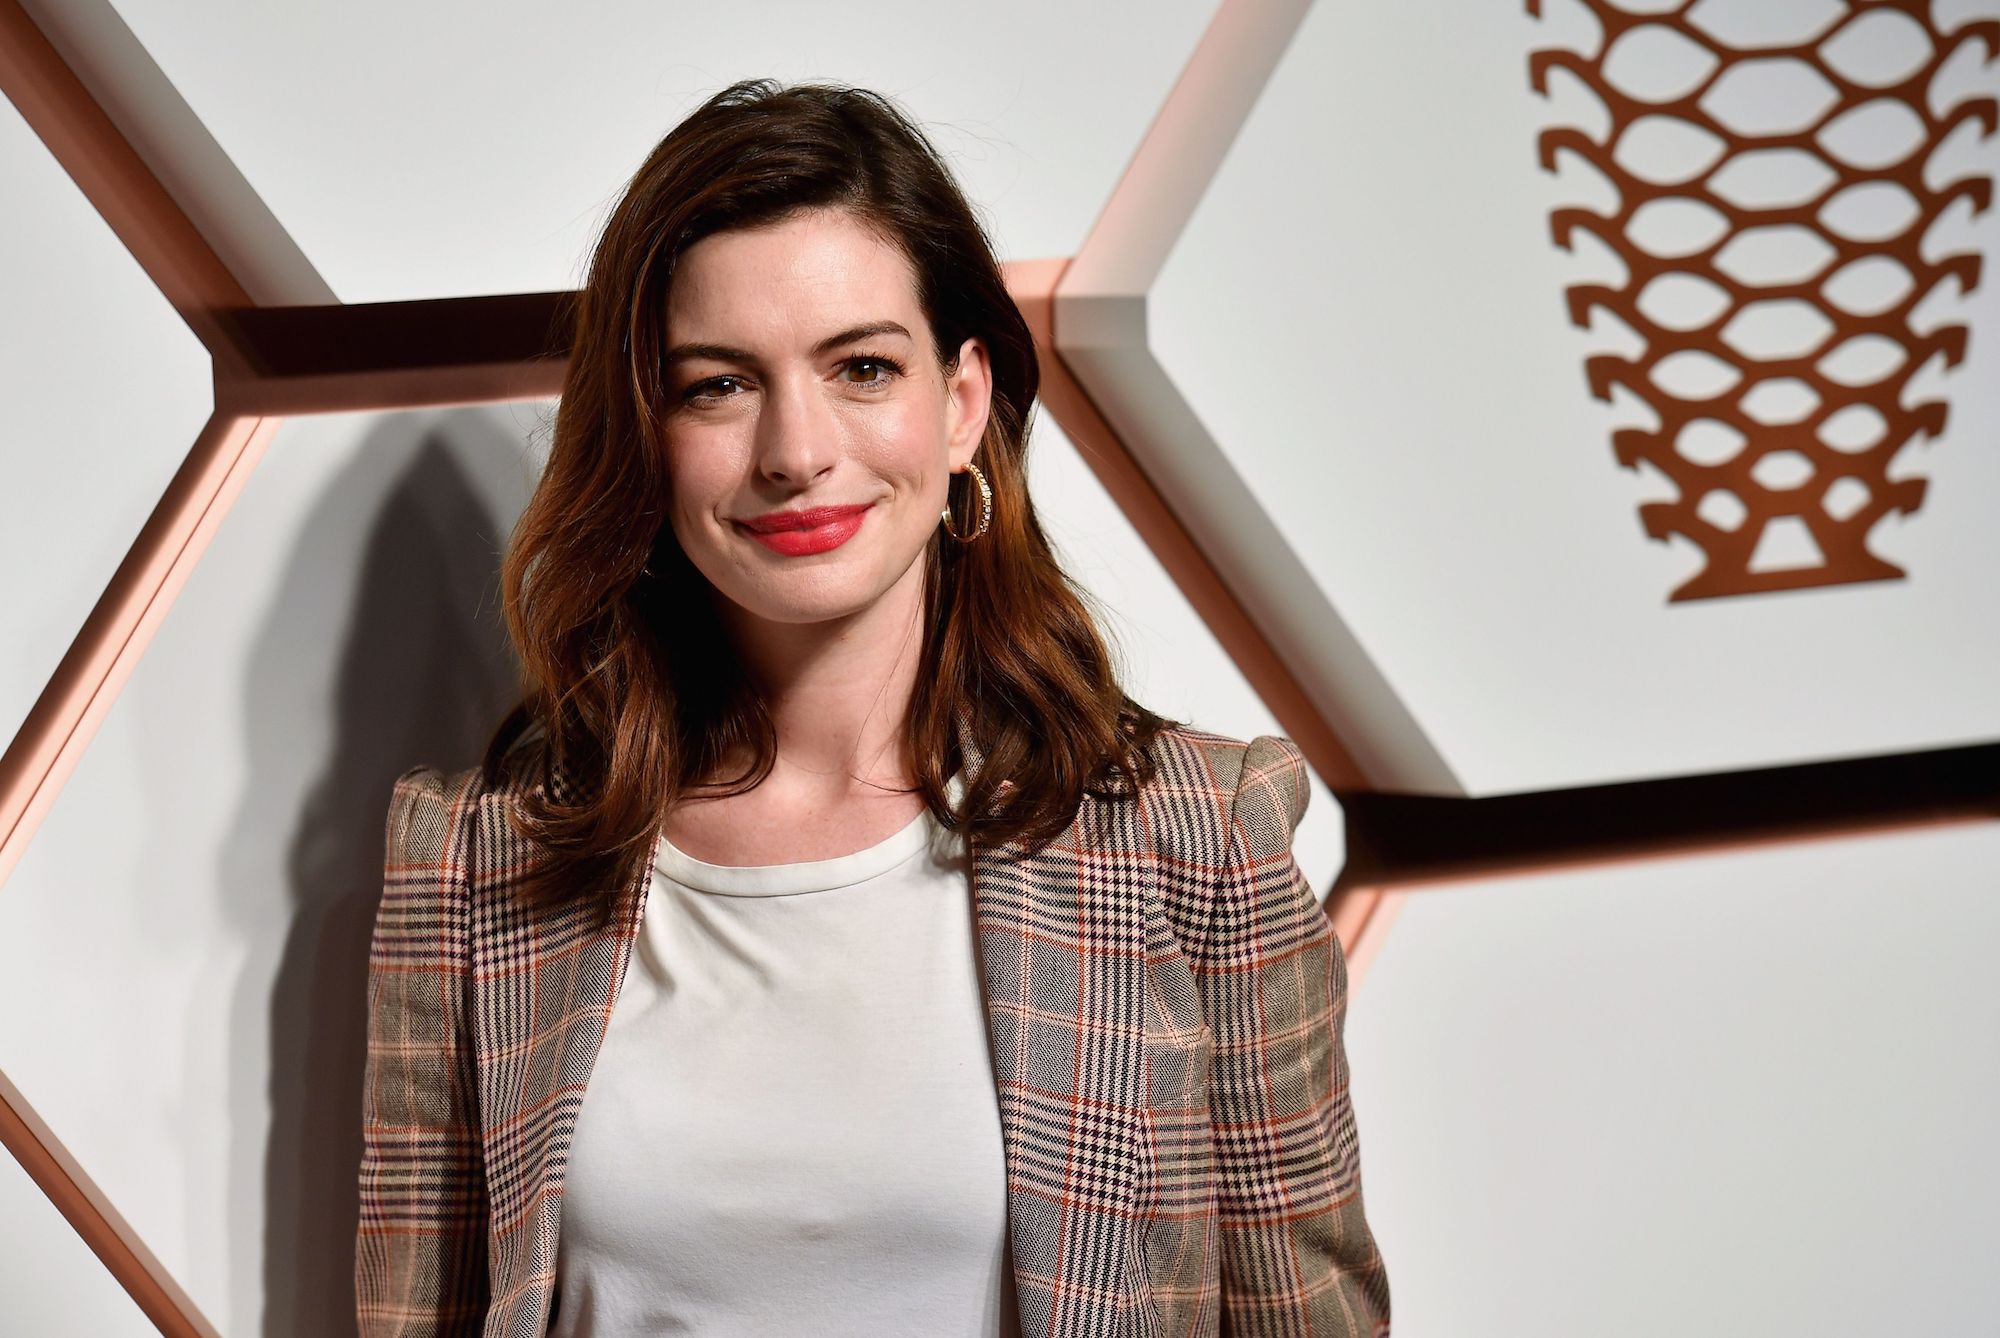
[
  {"x1": 466, "y1": 784, "x2": 652, "y2": 1331},
  {"x1": 956, "y1": 725, "x2": 1164, "y2": 1337},
  {"x1": 965, "y1": 829, "x2": 1166, "y2": 1338}
]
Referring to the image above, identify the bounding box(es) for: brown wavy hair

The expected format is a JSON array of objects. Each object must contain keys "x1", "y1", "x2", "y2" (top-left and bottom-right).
[{"x1": 482, "y1": 77, "x2": 1175, "y2": 917}]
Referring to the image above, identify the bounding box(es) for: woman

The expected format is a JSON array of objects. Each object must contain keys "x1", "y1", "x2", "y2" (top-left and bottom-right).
[{"x1": 356, "y1": 79, "x2": 1389, "y2": 1337}]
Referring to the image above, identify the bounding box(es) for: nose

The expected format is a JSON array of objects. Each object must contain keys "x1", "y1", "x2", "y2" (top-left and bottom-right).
[{"x1": 753, "y1": 369, "x2": 839, "y2": 486}]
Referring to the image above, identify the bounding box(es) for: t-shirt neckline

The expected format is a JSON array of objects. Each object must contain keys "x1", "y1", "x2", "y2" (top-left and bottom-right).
[{"x1": 653, "y1": 770, "x2": 966, "y2": 897}]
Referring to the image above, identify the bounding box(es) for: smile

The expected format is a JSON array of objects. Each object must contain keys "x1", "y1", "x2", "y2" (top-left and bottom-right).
[{"x1": 734, "y1": 504, "x2": 873, "y2": 556}]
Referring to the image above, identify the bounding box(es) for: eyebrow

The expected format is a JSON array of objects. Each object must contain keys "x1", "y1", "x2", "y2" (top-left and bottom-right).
[{"x1": 662, "y1": 320, "x2": 915, "y2": 368}]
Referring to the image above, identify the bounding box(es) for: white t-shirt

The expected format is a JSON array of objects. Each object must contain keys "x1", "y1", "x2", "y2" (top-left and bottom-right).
[{"x1": 549, "y1": 774, "x2": 1021, "y2": 1337}]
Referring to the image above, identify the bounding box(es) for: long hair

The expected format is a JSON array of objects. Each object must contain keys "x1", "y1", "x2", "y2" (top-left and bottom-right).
[{"x1": 484, "y1": 78, "x2": 1175, "y2": 917}]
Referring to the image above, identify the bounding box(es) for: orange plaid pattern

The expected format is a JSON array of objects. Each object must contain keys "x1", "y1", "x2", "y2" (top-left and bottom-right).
[{"x1": 356, "y1": 723, "x2": 1390, "y2": 1335}]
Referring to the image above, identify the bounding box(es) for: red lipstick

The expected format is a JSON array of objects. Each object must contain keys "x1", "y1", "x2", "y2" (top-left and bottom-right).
[{"x1": 734, "y1": 503, "x2": 873, "y2": 556}]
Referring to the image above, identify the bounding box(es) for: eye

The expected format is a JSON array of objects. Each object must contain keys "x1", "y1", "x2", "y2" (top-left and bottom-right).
[
  {"x1": 682, "y1": 374, "x2": 746, "y2": 405},
  {"x1": 841, "y1": 354, "x2": 905, "y2": 388}
]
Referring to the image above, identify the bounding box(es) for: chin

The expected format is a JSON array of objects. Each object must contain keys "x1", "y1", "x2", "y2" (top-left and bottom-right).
[{"x1": 728, "y1": 580, "x2": 884, "y2": 627}]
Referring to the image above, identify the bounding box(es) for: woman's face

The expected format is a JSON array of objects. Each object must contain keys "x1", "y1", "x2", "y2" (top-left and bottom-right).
[{"x1": 658, "y1": 207, "x2": 991, "y2": 631}]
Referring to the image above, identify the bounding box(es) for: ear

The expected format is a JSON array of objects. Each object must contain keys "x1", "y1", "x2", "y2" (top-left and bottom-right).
[{"x1": 943, "y1": 335, "x2": 993, "y2": 471}]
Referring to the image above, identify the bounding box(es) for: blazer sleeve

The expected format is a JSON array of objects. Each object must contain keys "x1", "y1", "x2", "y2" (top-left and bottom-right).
[
  {"x1": 1198, "y1": 734, "x2": 1391, "y2": 1336},
  {"x1": 355, "y1": 765, "x2": 492, "y2": 1335}
]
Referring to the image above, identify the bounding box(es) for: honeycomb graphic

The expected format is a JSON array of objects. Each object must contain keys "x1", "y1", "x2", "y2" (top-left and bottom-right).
[{"x1": 1529, "y1": 0, "x2": 2000, "y2": 600}]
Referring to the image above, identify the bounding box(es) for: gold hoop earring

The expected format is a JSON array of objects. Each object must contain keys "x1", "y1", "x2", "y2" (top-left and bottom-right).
[{"x1": 940, "y1": 461, "x2": 992, "y2": 542}]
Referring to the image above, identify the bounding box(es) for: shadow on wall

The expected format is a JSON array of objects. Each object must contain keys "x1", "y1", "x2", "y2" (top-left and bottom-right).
[{"x1": 228, "y1": 409, "x2": 530, "y2": 1336}]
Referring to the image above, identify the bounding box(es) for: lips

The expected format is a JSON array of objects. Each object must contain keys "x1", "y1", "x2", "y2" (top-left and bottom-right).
[
  {"x1": 733, "y1": 502, "x2": 873, "y2": 556},
  {"x1": 738, "y1": 504, "x2": 873, "y2": 533}
]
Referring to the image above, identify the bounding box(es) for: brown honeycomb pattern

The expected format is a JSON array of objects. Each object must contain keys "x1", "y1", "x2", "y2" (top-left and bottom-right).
[{"x1": 1528, "y1": 0, "x2": 1999, "y2": 601}]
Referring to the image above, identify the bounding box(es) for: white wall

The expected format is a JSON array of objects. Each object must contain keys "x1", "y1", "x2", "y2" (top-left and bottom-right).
[
  {"x1": 0, "y1": 85, "x2": 210, "y2": 759},
  {"x1": 1347, "y1": 821, "x2": 2000, "y2": 1335}
]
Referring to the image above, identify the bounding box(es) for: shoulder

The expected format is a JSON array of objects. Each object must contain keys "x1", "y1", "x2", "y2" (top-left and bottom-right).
[
  {"x1": 368, "y1": 764, "x2": 493, "y2": 976},
  {"x1": 384, "y1": 725, "x2": 554, "y2": 857},
  {"x1": 1137, "y1": 723, "x2": 1311, "y2": 850},
  {"x1": 1129, "y1": 727, "x2": 1315, "y2": 967},
  {"x1": 377, "y1": 761, "x2": 513, "y2": 927},
  {"x1": 383, "y1": 762, "x2": 492, "y2": 858}
]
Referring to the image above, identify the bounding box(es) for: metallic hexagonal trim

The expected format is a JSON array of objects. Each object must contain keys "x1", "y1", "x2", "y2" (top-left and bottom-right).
[{"x1": 1052, "y1": 0, "x2": 1464, "y2": 796}]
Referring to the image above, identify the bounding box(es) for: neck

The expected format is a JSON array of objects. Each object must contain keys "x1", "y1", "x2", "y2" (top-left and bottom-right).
[{"x1": 719, "y1": 556, "x2": 929, "y2": 796}]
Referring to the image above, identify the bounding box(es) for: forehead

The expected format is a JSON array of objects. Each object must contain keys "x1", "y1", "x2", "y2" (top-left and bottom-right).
[{"x1": 665, "y1": 209, "x2": 923, "y2": 339}]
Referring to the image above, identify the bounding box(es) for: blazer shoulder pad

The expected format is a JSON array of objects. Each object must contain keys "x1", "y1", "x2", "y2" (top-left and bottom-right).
[
  {"x1": 1140, "y1": 725, "x2": 1309, "y2": 844},
  {"x1": 384, "y1": 761, "x2": 490, "y2": 866},
  {"x1": 1227, "y1": 732, "x2": 1311, "y2": 852}
]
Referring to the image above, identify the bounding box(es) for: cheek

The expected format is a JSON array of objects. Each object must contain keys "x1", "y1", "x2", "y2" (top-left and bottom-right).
[
  {"x1": 661, "y1": 439, "x2": 734, "y2": 529},
  {"x1": 861, "y1": 404, "x2": 951, "y2": 494}
]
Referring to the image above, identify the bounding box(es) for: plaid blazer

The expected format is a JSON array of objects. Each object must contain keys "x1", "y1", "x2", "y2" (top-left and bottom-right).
[{"x1": 355, "y1": 721, "x2": 1390, "y2": 1336}]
